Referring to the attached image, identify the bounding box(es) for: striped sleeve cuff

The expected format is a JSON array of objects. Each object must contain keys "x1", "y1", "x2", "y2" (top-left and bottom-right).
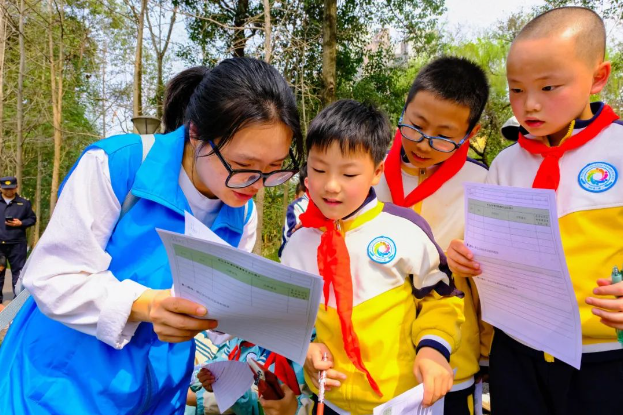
[{"x1": 416, "y1": 335, "x2": 452, "y2": 362}]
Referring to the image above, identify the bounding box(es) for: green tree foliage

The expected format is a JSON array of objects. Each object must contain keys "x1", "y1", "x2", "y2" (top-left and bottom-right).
[
  {"x1": 176, "y1": 0, "x2": 445, "y2": 123},
  {"x1": 175, "y1": 0, "x2": 263, "y2": 63},
  {"x1": 0, "y1": 0, "x2": 102, "y2": 229},
  {"x1": 445, "y1": 36, "x2": 515, "y2": 166}
]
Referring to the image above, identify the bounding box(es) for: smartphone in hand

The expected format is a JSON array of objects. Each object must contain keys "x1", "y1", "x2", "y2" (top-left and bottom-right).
[{"x1": 248, "y1": 359, "x2": 285, "y2": 400}]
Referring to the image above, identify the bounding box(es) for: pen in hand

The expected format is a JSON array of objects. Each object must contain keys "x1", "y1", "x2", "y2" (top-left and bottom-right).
[{"x1": 317, "y1": 352, "x2": 328, "y2": 415}]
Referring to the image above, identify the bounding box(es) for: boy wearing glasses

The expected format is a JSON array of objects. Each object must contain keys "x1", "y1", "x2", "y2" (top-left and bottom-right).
[
  {"x1": 282, "y1": 100, "x2": 464, "y2": 414},
  {"x1": 375, "y1": 56, "x2": 490, "y2": 415}
]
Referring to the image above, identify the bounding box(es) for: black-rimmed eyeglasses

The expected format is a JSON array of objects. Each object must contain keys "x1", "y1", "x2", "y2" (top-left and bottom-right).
[
  {"x1": 201, "y1": 140, "x2": 299, "y2": 189},
  {"x1": 397, "y1": 113, "x2": 470, "y2": 153}
]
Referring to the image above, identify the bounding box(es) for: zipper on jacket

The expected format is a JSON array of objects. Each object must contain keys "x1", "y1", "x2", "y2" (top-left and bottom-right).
[{"x1": 136, "y1": 364, "x2": 154, "y2": 415}]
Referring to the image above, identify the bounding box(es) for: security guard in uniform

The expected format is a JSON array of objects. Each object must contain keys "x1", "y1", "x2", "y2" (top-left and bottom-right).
[{"x1": 0, "y1": 176, "x2": 36, "y2": 302}]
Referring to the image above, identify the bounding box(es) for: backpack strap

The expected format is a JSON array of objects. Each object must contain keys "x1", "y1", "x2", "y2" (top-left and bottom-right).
[{"x1": 119, "y1": 134, "x2": 156, "y2": 220}]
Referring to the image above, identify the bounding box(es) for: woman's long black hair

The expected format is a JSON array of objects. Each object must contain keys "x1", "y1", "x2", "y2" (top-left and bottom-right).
[{"x1": 162, "y1": 57, "x2": 303, "y2": 161}]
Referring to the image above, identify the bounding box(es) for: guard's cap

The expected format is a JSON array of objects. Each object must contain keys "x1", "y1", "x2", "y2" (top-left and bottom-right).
[{"x1": 0, "y1": 176, "x2": 17, "y2": 189}]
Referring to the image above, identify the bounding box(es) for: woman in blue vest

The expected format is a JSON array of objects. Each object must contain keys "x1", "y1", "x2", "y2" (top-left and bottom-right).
[{"x1": 0, "y1": 57, "x2": 302, "y2": 415}]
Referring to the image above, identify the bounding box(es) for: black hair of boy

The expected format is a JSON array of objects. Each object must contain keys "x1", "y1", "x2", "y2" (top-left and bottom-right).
[
  {"x1": 406, "y1": 56, "x2": 490, "y2": 132},
  {"x1": 306, "y1": 99, "x2": 392, "y2": 165}
]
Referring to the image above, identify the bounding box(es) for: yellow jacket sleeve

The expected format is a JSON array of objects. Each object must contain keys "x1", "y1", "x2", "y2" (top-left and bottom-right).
[
  {"x1": 403, "y1": 229, "x2": 465, "y2": 359},
  {"x1": 412, "y1": 288, "x2": 465, "y2": 358}
]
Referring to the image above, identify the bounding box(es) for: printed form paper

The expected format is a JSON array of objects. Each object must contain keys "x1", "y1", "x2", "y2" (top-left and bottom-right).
[
  {"x1": 158, "y1": 229, "x2": 323, "y2": 365},
  {"x1": 202, "y1": 360, "x2": 255, "y2": 413},
  {"x1": 184, "y1": 211, "x2": 229, "y2": 245},
  {"x1": 463, "y1": 183, "x2": 582, "y2": 369},
  {"x1": 184, "y1": 212, "x2": 234, "y2": 345},
  {"x1": 373, "y1": 384, "x2": 444, "y2": 415}
]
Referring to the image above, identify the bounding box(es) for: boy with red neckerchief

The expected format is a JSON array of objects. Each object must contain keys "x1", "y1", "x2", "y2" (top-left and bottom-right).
[
  {"x1": 447, "y1": 7, "x2": 623, "y2": 415},
  {"x1": 375, "y1": 56, "x2": 490, "y2": 415},
  {"x1": 281, "y1": 99, "x2": 464, "y2": 415}
]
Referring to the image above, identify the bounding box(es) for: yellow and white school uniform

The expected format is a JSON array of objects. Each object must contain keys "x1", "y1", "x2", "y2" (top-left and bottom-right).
[
  {"x1": 486, "y1": 104, "x2": 623, "y2": 353},
  {"x1": 281, "y1": 192, "x2": 464, "y2": 415},
  {"x1": 482, "y1": 102, "x2": 623, "y2": 415},
  {"x1": 376, "y1": 159, "x2": 491, "y2": 400}
]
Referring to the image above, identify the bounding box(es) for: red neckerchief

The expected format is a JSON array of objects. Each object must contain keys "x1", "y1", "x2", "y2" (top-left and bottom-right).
[
  {"x1": 517, "y1": 105, "x2": 618, "y2": 190},
  {"x1": 298, "y1": 195, "x2": 382, "y2": 396},
  {"x1": 263, "y1": 352, "x2": 302, "y2": 395},
  {"x1": 228, "y1": 341, "x2": 255, "y2": 361},
  {"x1": 385, "y1": 129, "x2": 470, "y2": 207}
]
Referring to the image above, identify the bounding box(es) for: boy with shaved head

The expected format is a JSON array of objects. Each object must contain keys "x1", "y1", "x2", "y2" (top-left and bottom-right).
[{"x1": 447, "y1": 7, "x2": 623, "y2": 415}]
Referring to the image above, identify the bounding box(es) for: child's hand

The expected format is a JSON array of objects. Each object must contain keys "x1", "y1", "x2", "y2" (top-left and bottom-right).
[
  {"x1": 413, "y1": 347, "x2": 454, "y2": 407},
  {"x1": 197, "y1": 368, "x2": 216, "y2": 392},
  {"x1": 586, "y1": 278, "x2": 623, "y2": 329},
  {"x1": 259, "y1": 384, "x2": 298, "y2": 415},
  {"x1": 447, "y1": 239, "x2": 481, "y2": 278},
  {"x1": 304, "y1": 343, "x2": 346, "y2": 391}
]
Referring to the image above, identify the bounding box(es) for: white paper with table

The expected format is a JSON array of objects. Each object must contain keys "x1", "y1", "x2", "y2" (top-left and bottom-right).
[
  {"x1": 157, "y1": 228, "x2": 323, "y2": 365},
  {"x1": 463, "y1": 183, "x2": 582, "y2": 369},
  {"x1": 373, "y1": 384, "x2": 444, "y2": 415}
]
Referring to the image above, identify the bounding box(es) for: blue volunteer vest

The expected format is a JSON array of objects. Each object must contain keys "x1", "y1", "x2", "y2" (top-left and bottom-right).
[{"x1": 0, "y1": 126, "x2": 254, "y2": 415}]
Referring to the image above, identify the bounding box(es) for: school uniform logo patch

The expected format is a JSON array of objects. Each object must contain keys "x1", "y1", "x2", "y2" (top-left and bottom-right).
[
  {"x1": 578, "y1": 162, "x2": 617, "y2": 193},
  {"x1": 367, "y1": 236, "x2": 396, "y2": 264}
]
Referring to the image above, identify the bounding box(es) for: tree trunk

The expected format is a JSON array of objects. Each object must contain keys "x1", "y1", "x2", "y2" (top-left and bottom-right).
[
  {"x1": 156, "y1": 57, "x2": 164, "y2": 119},
  {"x1": 146, "y1": 2, "x2": 176, "y2": 121},
  {"x1": 33, "y1": 145, "x2": 42, "y2": 245},
  {"x1": 252, "y1": 0, "x2": 272, "y2": 256},
  {"x1": 262, "y1": 0, "x2": 271, "y2": 63},
  {"x1": 321, "y1": 0, "x2": 337, "y2": 106},
  {"x1": 282, "y1": 183, "x2": 289, "y2": 224},
  {"x1": 102, "y1": 40, "x2": 107, "y2": 138},
  {"x1": 232, "y1": 0, "x2": 249, "y2": 57},
  {"x1": 16, "y1": 0, "x2": 25, "y2": 188},
  {"x1": 0, "y1": 0, "x2": 7, "y2": 172},
  {"x1": 49, "y1": 0, "x2": 65, "y2": 213},
  {"x1": 133, "y1": 0, "x2": 147, "y2": 119},
  {"x1": 252, "y1": 188, "x2": 265, "y2": 255},
  {"x1": 298, "y1": 25, "x2": 308, "y2": 136}
]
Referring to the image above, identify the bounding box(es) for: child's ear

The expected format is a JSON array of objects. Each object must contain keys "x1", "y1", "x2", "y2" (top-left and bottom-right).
[
  {"x1": 304, "y1": 176, "x2": 309, "y2": 190},
  {"x1": 590, "y1": 61, "x2": 611, "y2": 94},
  {"x1": 468, "y1": 124, "x2": 481, "y2": 139},
  {"x1": 371, "y1": 161, "x2": 385, "y2": 186}
]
